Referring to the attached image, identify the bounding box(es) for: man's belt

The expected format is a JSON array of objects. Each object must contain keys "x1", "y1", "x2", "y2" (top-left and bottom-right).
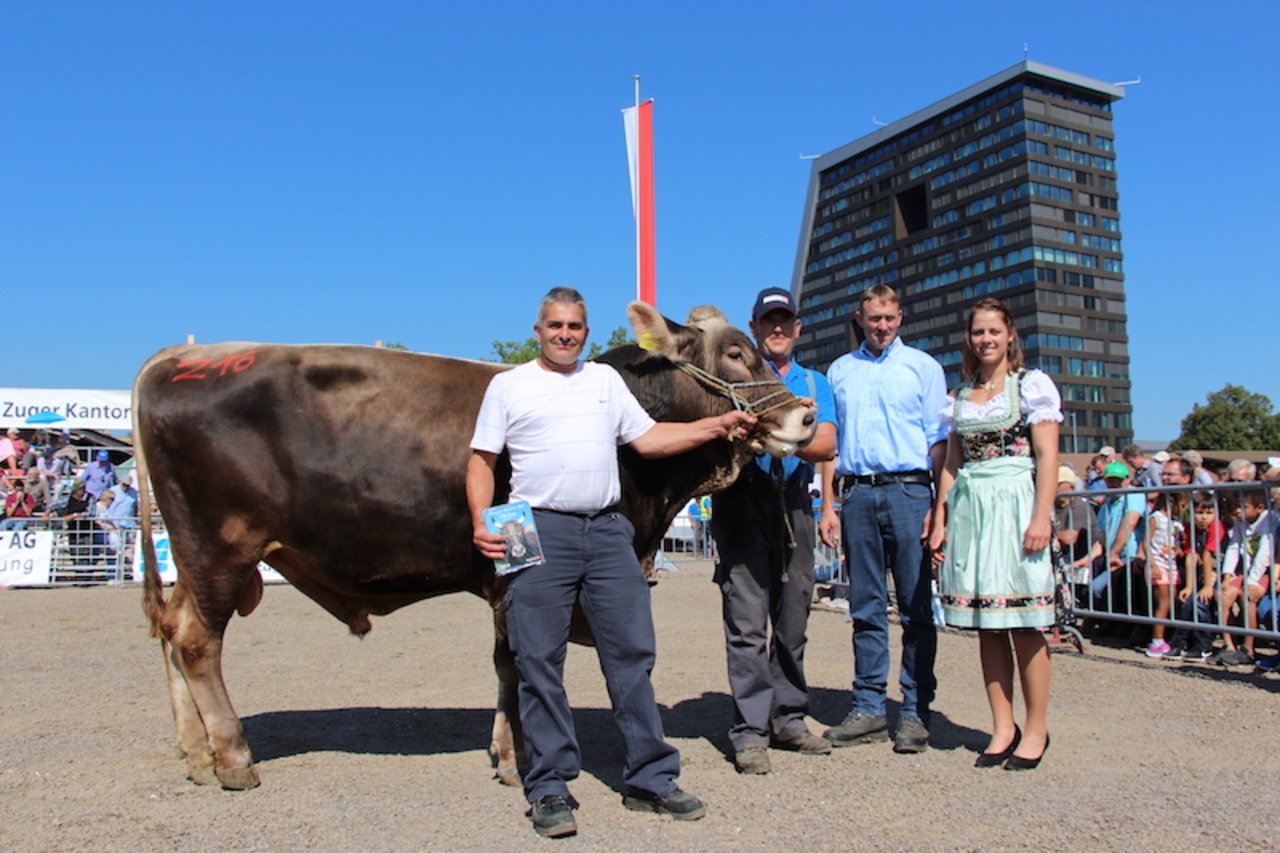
[{"x1": 840, "y1": 470, "x2": 932, "y2": 490}]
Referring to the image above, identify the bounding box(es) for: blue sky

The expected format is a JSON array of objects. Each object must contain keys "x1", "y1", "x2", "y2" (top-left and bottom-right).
[{"x1": 5, "y1": 1, "x2": 1277, "y2": 441}]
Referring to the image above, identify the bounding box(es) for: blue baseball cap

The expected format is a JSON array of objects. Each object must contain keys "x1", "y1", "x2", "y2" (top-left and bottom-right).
[{"x1": 96, "y1": 449, "x2": 109, "y2": 461}]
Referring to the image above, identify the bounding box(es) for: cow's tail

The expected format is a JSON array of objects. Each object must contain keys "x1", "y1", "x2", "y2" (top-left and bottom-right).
[{"x1": 133, "y1": 367, "x2": 166, "y2": 639}]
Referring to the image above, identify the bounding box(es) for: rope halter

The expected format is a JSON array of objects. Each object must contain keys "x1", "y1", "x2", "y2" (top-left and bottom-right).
[{"x1": 676, "y1": 362, "x2": 794, "y2": 418}]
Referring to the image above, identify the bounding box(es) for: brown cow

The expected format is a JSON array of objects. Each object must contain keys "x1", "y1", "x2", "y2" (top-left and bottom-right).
[{"x1": 135, "y1": 301, "x2": 816, "y2": 789}]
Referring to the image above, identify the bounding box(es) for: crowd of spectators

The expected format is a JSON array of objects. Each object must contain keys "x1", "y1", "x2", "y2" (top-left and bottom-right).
[
  {"x1": 1054, "y1": 443, "x2": 1280, "y2": 673},
  {"x1": 0, "y1": 428, "x2": 137, "y2": 567}
]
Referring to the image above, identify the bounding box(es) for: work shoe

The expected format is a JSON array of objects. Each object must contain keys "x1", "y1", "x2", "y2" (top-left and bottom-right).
[
  {"x1": 892, "y1": 715, "x2": 930, "y2": 754},
  {"x1": 822, "y1": 712, "x2": 889, "y2": 747},
  {"x1": 770, "y1": 730, "x2": 833, "y2": 755},
  {"x1": 527, "y1": 793, "x2": 578, "y2": 838},
  {"x1": 734, "y1": 746, "x2": 771, "y2": 775},
  {"x1": 622, "y1": 786, "x2": 706, "y2": 821}
]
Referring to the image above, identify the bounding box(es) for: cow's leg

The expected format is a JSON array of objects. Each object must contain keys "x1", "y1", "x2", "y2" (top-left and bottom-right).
[
  {"x1": 161, "y1": 637, "x2": 217, "y2": 785},
  {"x1": 490, "y1": 628, "x2": 523, "y2": 787},
  {"x1": 161, "y1": 580, "x2": 260, "y2": 790}
]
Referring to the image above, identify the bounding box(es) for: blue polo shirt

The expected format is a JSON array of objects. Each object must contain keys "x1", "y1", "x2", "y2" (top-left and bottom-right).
[{"x1": 753, "y1": 358, "x2": 835, "y2": 484}]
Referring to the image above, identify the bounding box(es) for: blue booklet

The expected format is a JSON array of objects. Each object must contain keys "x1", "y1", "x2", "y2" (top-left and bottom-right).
[{"x1": 482, "y1": 500, "x2": 545, "y2": 575}]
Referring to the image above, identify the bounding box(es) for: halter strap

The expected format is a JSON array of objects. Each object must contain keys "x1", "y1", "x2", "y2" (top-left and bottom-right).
[{"x1": 675, "y1": 362, "x2": 793, "y2": 417}]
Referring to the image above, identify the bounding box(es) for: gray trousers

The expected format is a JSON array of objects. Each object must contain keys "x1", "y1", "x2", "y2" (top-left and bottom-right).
[
  {"x1": 506, "y1": 509, "x2": 680, "y2": 802},
  {"x1": 712, "y1": 483, "x2": 816, "y2": 751}
]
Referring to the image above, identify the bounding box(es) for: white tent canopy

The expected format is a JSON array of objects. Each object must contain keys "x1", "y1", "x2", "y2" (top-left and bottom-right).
[{"x1": 0, "y1": 388, "x2": 133, "y2": 431}]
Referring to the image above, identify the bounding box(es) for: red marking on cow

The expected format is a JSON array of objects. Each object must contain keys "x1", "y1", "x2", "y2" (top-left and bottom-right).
[{"x1": 171, "y1": 352, "x2": 258, "y2": 382}]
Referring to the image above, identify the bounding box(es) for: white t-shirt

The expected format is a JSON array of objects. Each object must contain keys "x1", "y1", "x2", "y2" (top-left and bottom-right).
[{"x1": 470, "y1": 360, "x2": 656, "y2": 512}]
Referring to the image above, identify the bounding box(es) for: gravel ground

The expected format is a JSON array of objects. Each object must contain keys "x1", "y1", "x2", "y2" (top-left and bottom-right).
[{"x1": 2, "y1": 561, "x2": 1278, "y2": 852}]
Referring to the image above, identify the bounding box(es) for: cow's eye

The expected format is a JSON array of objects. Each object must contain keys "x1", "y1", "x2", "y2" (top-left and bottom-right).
[{"x1": 725, "y1": 347, "x2": 744, "y2": 361}]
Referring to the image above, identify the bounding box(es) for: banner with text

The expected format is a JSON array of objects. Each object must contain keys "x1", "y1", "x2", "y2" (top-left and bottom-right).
[
  {"x1": 0, "y1": 530, "x2": 53, "y2": 587},
  {"x1": 0, "y1": 388, "x2": 133, "y2": 431}
]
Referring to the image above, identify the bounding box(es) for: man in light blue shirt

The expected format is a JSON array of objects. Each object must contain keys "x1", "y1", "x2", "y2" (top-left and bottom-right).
[
  {"x1": 711, "y1": 287, "x2": 836, "y2": 776},
  {"x1": 819, "y1": 284, "x2": 948, "y2": 754}
]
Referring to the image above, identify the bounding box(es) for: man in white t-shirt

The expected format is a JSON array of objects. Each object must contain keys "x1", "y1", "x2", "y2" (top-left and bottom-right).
[{"x1": 466, "y1": 286, "x2": 754, "y2": 840}]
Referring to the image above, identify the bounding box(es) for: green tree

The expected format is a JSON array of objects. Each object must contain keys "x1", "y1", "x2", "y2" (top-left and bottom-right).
[
  {"x1": 1169, "y1": 384, "x2": 1280, "y2": 450},
  {"x1": 490, "y1": 326, "x2": 633, "y2": 364},
  {"x1": 382, "y1": 341, "x2": 410, "y2": 351}
]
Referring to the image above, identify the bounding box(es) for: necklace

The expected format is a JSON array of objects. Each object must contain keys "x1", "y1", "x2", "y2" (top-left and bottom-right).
[{"x1": 976, "y1": 373, "x2": 1005, "y2": 392}]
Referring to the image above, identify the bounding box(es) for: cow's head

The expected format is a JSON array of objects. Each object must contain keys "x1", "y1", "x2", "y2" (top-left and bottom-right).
[{"x1": 625, "y1": 300, "x2": 816, "y2": 457}]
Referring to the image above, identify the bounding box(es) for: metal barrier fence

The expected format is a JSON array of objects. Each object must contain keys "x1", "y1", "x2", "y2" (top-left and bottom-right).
[
  {"x1": 1063, "y1": 479, "x2": 1280, "y2": 653},
  {"x1": 1, "y1": 515, "x2": 144, "y2": 585}
]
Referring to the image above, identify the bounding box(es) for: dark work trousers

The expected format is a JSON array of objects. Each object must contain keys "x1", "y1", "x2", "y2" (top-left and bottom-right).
[
  {"x1": 712, "y1": 477, "x2": 816, "y2": 752},
  {"x1": 841, "y1": 480, "x2": 937, "y2": 723},
  {"x1": 505, "y1": 509, "x2": 680, "y2": 804}
]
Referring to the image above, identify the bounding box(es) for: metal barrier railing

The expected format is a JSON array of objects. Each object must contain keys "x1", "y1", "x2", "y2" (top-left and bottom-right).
[
  {"x1": 0, "y1": 515, "x2": 145, "y2": 585},
  {"x1": 1063, "y1": 480, "x2": 1280, "y2": 650}
]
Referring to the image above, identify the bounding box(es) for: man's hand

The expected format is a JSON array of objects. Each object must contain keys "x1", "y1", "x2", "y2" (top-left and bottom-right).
[
  {"x1": 819, "y1": 508, "x2": 840, "y2": 549},
  {"x1": 472, "y1": 527, "x2": 508, "y2": 562},
  {"x1": 716, "y1": 410, "x2": 757, "y2": 442},
  {"x1": 928, "y1": 521, "x2": 947, "y2": 569}
]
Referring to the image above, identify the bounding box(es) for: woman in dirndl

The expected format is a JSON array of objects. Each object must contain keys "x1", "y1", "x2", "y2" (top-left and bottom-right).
[{"x1": 929, "y1": 297, "x2": 1061, "y2": 771}]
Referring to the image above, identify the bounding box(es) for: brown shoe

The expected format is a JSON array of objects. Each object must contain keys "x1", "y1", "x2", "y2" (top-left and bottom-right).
[
  {"x1": 770, "y1": 730, "x2": 833, "y2": 755},
  {"x1": 733, "y1": 746, "x2": 771, "y2": 775}
]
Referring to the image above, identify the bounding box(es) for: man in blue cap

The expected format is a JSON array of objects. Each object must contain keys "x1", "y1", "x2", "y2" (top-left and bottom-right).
[
  {"x1": 79, "y1": 449, "x2": 118, "y2": 500},
  {"x1": 711, "y1": 286, "x2": 836, "y2": 775}
]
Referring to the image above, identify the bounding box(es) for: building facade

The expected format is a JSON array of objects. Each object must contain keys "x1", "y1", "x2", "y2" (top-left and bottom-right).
[{"x1": 792, "y1": 61, "x2": 1131, "y2": 453}]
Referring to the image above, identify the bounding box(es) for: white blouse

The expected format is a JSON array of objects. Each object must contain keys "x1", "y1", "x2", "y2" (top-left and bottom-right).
[{"x1": 938, "y1": 369, "x2": 1064, "y2": 430}]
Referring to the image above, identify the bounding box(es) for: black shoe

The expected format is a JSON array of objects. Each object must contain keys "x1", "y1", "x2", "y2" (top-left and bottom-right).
[
  {"x1": 622, "y1": 786, "x2": 706, "y2": 821},
  {"x1": 974, "y1": 725, "x2": 1021, "y2": 768},
  {"x1": 822, "y1": 712, "x2": 889, "y2": 747},
  {"x1": 892, "y1": 715, "x2": 930, "y2": 754},
  {"x1": 1003, "y1": 733, "x2": 1050, "y2": 771},
  {"x1": 527, "y1": 794, "x2": 578, "y2": 838}
]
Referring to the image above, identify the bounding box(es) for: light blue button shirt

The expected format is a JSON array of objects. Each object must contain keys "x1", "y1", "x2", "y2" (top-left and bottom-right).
[{"x1": 827, "y1": 338, "x2": 948, "y2": 476}]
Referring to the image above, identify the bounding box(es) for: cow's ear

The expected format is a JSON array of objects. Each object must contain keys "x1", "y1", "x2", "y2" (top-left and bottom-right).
[{"x1": 627, "y1": 301, "x2": 689, "y2": 362}]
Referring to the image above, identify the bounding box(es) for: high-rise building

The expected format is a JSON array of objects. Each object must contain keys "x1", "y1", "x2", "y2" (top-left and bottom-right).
[{"x1": 792, "y1": 60, "x2": 1130, "y2": 453}]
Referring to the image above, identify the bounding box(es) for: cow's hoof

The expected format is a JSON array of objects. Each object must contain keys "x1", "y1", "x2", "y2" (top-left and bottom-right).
[
  {"x1": 494, "y1": 764, "x2": 521, "y2": 787},
  {"x1": 216, "y1": 764, "x2": 261, "y2": 790},
  {"x1": 186, "y1": 751, "x2": 218, "y2": 786}
]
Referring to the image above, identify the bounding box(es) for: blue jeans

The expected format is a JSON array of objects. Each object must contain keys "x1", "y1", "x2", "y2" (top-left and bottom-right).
[
  {"x1": 840, "y1": 481, "x2": 937, "y2": 722},
  {"x1": 505, "y1": 509, "x2": 680, "y2": 803}
]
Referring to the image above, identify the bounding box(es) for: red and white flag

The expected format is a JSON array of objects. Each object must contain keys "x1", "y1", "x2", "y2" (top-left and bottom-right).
[{"x1": 622, "y1": 99, "x2": 656, "y2": 306}]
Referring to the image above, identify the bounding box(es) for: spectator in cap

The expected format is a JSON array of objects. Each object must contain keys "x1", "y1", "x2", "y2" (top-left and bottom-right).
[
  {"x1": 79, "y1": 450, "x2": 118, "y2": 500},
  {"x1": 1078, "y1": 461, "x2": 1146, "y2": 619},
  {"x1": 1098, "y1": 445, "x2": 1116, "y2": 460},
  {"x1": 111, "y1": 473, "x2": 139, "y2": 524},
  {"x1": 1054, "y1": 465, "x2": 1096, "y2": 566},
  {"x1": 1179, "y1": 450, "x2": 1215, "y2": 485}
]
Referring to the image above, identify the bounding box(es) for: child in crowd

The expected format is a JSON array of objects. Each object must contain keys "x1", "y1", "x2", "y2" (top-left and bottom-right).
[
  {"x1": 1143, "y1": 491, "x2": 1183, "y2": 658},
  {"x1": 1209, "y1": 490, "x2": 1278, "y2": 666},
  {"x1": 1167, "y1": 496, "x2": 1224, "y2": 661}
]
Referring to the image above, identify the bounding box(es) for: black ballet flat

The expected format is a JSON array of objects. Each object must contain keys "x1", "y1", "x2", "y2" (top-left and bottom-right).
[
  {"x1": 1003, "y1": 733, "x2": 1050, "y2": 771},
  {"x1": 974, "y1": 725, "x2": 1021, "y2": 768}
]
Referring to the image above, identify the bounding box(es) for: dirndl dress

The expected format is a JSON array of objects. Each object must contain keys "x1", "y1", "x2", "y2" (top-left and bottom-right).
[{"x1": 939, "y1": 369, "x2": 1063, "y2": 630}]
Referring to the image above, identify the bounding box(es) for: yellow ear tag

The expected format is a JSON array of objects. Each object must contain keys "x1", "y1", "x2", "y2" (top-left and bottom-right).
[{"x1": 638, "y1": 331, "x2": 658, "y2": 351}]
